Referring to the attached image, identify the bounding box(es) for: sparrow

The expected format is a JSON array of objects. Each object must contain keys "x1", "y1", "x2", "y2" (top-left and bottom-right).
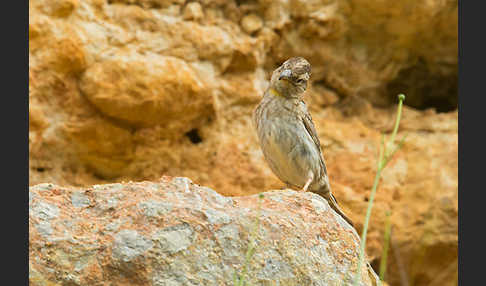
[{"x1": 253, "y1": 57, "x2": 353, "y2": 226}]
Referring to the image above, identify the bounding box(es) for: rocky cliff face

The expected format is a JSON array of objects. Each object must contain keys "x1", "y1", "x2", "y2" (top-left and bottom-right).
[
  {"x1": 29, "y1": 0, "x2": 457, "y2": 285},
  {"x1": 29, "y1": 178, "x2": 380, "y2": 285}
]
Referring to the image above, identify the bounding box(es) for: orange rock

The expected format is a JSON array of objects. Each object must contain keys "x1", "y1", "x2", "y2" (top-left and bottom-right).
[{"x1": 79, "y1": 54, "x2": 214, "y2": 129}]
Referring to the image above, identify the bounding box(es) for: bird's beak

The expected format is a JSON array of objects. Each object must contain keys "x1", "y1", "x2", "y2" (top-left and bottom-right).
[{"x1": 278, "y1": 69, "x2": 292, "y2": 81}]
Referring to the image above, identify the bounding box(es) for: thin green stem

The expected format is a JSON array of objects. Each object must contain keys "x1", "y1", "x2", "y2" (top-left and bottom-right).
[
  {"x1": 378, "y1": 134, "x2": 385, "y2": 169},
  {"x1": 354, "y1": 163, "x2": 383, "y2": 285},
  {"x1": 379, "y1": 211, "x2": 392, "y2": 281},
  {"x1": 385, "y1": 94, "x2": 405, "y2": 159},
  {"x1": 353, "y1": 94, "x2": 405, "y2": 285},
  {"x1": 384, "y1": 134, "x2": 408, "y2": 168}
]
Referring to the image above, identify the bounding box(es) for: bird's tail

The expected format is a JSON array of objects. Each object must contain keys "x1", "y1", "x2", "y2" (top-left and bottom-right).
[
  {"x1": 313, "y1": 186, "x2": 354, "y2": 227},
  {"x1": 327, "y1": 193, "x2": 354, "y2": 227}
]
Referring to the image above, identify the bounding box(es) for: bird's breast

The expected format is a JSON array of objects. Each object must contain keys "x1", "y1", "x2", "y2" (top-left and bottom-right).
[{"x1": 256, "y1": 106, "x2": 320, "y2": 188}]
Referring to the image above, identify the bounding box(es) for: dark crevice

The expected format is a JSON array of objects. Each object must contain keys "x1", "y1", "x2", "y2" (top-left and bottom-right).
[
  {"x1": 36, "y1": 167, "x2": 45, "y2": 173},
  {"x1": 386, "y1": 59, "x2": 457, "y2": 113},
  {"x1": 185, "y1": 128, "x2": 203, "y2": 144},
  {"x1": 92, "y1": 171, "x2": 111, "y2": 181},
  {"x1": 106, "y1": 0, "x2": 161, "y2": 9},
  {"x1": 235, "y1": 0, "x2": 257, "y2": 6}
]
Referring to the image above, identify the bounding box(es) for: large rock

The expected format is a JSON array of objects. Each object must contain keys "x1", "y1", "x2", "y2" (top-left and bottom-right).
[
  {"x1": 29, "y1": 0, "x2": 458, "y2": 285},
  {"x1": 79, "y1": 53, "x2": 214, "y2": 129},
  {"x1": 29, "y1": 177, "x2": 379, "y2": 285}
]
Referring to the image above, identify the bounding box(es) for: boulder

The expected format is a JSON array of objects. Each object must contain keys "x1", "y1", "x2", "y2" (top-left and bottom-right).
[{"x1": 29, "y1": 177, "x2": 379, "y2": 285}]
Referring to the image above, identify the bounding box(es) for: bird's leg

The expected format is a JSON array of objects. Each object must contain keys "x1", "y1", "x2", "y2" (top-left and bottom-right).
[
  {"x1": 301, "y1": 173, "x2": 314, "y2": 192},
  {"x1": 302, "y1": 178, "x2": 312, "y2": 192}
]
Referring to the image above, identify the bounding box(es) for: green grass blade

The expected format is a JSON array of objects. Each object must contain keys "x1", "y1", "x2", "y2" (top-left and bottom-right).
[
  {"x1": 353, "y1": 94, "x2": 406, "y2": 285},
  {"x1": 379, "y1": 211, "x2": 392, "y2": 281}
]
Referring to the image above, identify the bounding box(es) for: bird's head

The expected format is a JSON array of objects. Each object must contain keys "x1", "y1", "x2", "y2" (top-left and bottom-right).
[{"x1": 270, "y1": 57, "x2": 311, "y2": 98}]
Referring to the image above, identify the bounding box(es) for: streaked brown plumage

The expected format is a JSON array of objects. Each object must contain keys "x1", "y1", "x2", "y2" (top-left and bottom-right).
[{"x1": 253, "y1": 57, "x2": 353, "y2": 226}]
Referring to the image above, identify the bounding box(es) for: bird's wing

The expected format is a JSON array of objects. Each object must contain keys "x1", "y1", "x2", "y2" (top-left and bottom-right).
[{"x1": 300, "y1": 101, "x2": 328, "y2": 175}]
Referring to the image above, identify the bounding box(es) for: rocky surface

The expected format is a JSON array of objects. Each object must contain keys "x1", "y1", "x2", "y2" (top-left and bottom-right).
[
  {"x1": 29, "y1": 0, "x2": 457, "y2": 285},
  {"x1": 29, "y1": 177, "x2": 380, "y2": 285}
]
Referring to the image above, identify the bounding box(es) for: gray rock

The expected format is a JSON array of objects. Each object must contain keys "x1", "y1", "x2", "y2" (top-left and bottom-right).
[
  {"x1": 71, "y1": 192, "x2": 90, "y2": 208},
  {"x1": 199, "y1": 186, "x2": 234, "y2": 206},
  {"x1": 93, "y1": 191, "x2": 120, "y2": 213},
  {"x1": 153, "y1": 223, "x2": 194, "y2": 254},
  {"x1": 203, "y1": 208, "x2": 231, "y2": 225},
  {"x1": 171, "y1": 177, "x2": 193, "y2": 193},
  {"x1": 112, "y1": 230, "x2": 153, "y2": 262},
  {"x1": 139, "y1": 200, "x2": 173, "y2": 217},
  {"x1": 104, "y1": 220, "x2": 123, "y2": 233},
  {"x1": 35, "y1": 221, "x2": 53, "y2": 238},
  {"x1": 257, "y1": 258, "x2": 295, "y2": 280},
  {"x1": 92, "y1": 183, "x2": 124, "y2": 191},
  {"x1": 29, "y1": 180, "x2": 379, "y2": 285},
  {"x1": 30, "y1": 183, "x2": 55, "y2": 192},
  {"x1": 215, "y1": 224, "x2": 242, "y2": 262},
  {"x1": 29, "y1": 191, "x2": 36, "y2": 204},
  {"x1": 31, "y1": 201, "x2": 59, "y2": 221}
]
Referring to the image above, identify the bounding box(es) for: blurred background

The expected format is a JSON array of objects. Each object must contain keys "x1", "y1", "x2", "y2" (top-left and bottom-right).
[{"x1": 29, "y1": 0, "x2": 457, "y2": 285}]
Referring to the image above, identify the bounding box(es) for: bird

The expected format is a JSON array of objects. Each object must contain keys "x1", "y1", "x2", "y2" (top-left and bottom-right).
[{"x1": 253, "y1": 57, "x2": 354, "y2": 226}]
